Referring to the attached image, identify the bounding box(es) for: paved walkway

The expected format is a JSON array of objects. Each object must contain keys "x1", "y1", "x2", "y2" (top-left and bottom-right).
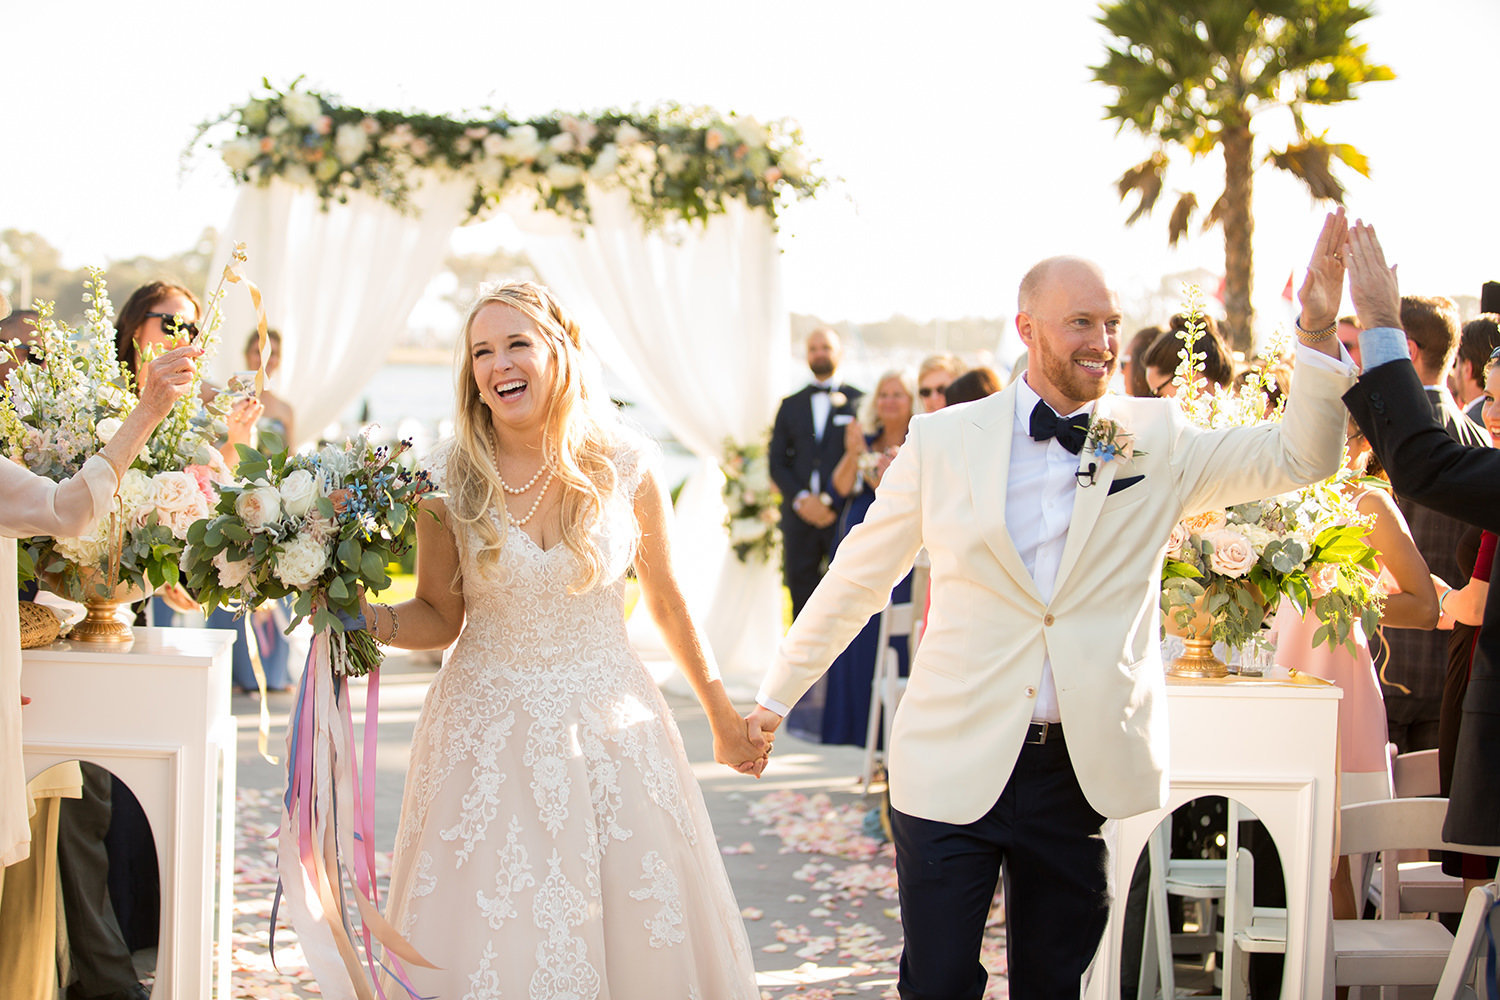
[{"x1": 224, "y1": 649, "x2": 1011, "y2": 999}]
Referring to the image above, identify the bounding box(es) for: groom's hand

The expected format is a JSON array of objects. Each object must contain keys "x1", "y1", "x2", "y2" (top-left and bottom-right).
[{"x1": 739, "y1": 705, "x2": 783, "y2": 778}]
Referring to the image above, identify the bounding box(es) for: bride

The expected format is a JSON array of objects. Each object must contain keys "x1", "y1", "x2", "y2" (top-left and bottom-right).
[{"x1": 361, "y1": 281, "x2": 765, "y2": 998}]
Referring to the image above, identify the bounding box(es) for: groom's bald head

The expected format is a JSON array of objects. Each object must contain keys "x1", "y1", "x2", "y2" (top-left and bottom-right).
[{"x1": 1018, "y1": 257, "x2": 1108, "y2": 314}]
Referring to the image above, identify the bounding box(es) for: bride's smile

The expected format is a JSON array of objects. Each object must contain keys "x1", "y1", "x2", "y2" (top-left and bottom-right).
[{"x1": 468, "y1": 302, "x2": 556, "y2": 433}]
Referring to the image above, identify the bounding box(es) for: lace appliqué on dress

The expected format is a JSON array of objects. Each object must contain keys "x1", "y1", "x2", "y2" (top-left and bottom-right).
[{"x1": 628, "y1": 850, "x2": 686, "y2": 948}]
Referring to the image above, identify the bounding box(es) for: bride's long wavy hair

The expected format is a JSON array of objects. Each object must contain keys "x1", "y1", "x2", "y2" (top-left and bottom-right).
[{"x1": 446, "y1": 281, "x2": 619, "y2": 593}]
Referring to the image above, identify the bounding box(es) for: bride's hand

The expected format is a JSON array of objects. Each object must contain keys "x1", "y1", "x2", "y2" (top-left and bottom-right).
[{"x1": 712, "y1": 716, "x2": 770, "y2": 777}]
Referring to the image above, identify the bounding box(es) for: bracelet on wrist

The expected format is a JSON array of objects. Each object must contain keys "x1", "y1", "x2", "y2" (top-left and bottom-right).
[
  {"x1": 1438, "y1": 589, "x2": 1452, "y2": 619},
  {"x1": 1294, "y1": 317, "x2": 1338, "y2": 343}
]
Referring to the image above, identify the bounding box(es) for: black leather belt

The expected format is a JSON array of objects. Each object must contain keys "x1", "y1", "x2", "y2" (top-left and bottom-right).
[{"x1": 1025, "y1": 721, "x2": 1063, "y2": 745}]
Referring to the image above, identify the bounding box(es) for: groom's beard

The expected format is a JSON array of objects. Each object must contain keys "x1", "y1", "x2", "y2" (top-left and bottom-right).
[{"x1": 809, "y1": 360, "x2": 835, "y2": 380}]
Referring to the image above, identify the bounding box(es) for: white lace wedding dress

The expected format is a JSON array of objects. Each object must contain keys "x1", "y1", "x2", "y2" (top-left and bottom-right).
[{"x1": 382, "y1": 437, "x2": 758, "y2": 1000}]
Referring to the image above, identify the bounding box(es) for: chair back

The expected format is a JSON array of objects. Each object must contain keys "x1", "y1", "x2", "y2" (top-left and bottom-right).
[
  {"x1": 1393, "y1": 748, "x2": 1442, "y2": 798},
  {"x1": 1341, "y1": 798, "x2": 1500, "y2": 858}
]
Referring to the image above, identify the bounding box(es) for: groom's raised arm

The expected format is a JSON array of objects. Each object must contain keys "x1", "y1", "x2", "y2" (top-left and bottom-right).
[
  {"x1": 1170, "y1": 210, "x2": 1357, "y2": 514},
  {"x1": 756, "y1": 420, "x2": 927, "y2": 716}
]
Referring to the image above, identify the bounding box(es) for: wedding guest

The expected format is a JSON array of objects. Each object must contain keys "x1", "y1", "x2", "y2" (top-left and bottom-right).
[
  {"x1": 1453, "y1": 314, "x2": 1499, "y2": 424},
  {"x1": 1142, "y1": 313, "x2": 1235, "y2": 397},
  {"x1": 916, "y1": 353, "x2": 964, "y2": 413},
  {"x1": 1337, "y1": 315, "x2": 1362, "y2": 367},
  {"x1": 1377, "y1": 295, "x2": 1487, "y2": 753},
  {"x1": 748, "y1": 211, "x2": 1357, "y2": 998},
  {"x1": 769, "y1": 328, "x2": 863, "y2": 617},
  {"x1": 1269, "y1": 418, "x2": 1437, "y2": 918},
  {"x1": 1432, "y1": 350, "x2": 1498, "y2": 888},
  {"x1": 205, "y1": 328, "x2": 296, "y2": 694},
  {"x1": 244, "y1": 328, "x2": 296, "y2": 445},
  {"x1": 787, "y1": 370, "x2": 916, "y2": 747},
  {"x1": 362, "y1": 281, "x2": 763, "y2": 998},
  {"x1": 0, "y1": 309, "x2": 41, "y2": 386},
  {"x1": 1, "y1": 342, "x2": 201, "y2": 1000},
  {"x1": 944, "y1": 366, "x2": 1003, "y2": 407},
  {"x1": 1344, "y1": 222, "x2": 1500, "y2": 884},
  {"x1": 1122, "y1": 325, "x2": 1165, "y2": 397}
]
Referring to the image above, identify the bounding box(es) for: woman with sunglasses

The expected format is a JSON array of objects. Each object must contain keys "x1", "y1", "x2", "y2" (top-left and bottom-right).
[{"x1": 114, "y1": 282, "x2": 263, "y2": 465}]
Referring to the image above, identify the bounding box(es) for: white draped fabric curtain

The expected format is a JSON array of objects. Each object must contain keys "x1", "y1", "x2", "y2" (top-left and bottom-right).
[
  {"x1": 206, "y1": 177, "x2": 474, "y2": 443},
  {"x1": 210, "y1": 182, "x2": 787, "y2": 697},
  {"x1": 507, "y1": 189, "x2": 788, "y2": 698}
]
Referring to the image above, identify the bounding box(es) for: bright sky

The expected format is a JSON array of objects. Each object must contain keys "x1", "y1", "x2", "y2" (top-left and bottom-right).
[{"x1": 4, "y1": 0, "x2": 1497, "y2": 326}]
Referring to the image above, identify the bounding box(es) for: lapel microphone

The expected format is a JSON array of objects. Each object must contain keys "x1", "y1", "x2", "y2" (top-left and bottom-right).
[{"x1": 1075, "y1": 462, "x2": 1098, "y2": 488}]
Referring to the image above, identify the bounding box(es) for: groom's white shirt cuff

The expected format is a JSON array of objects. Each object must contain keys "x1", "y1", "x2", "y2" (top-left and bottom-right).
[
  {"x1": 1295, "y1": 337, "x2": 1358, "y2": 374},
  {"x1": 758, "y1": 694, "x2": 792, "y2": 716}
]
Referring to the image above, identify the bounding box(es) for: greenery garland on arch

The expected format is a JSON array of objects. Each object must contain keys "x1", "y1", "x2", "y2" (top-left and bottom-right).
[{"x1": 200, "y1": 82, "x2": 825, "y2": 228}]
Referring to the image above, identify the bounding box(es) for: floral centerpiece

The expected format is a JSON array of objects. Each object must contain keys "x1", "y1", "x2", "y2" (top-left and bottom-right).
[
  {"x1": 198, "y1": 82, "x2": 825, "y2": 228},
  {"x1": 722, "y1": 437, "x2": 780, "y2": 564},
  {"x1": 0, "y1": 270, "x2": 233, "y2": 640},
  {"x1": 1159, "y1": 288, "x2": 1383, "y2": 676},
  {"x1": 181, "y1": 431, "x2": 432, "y2": 677}
]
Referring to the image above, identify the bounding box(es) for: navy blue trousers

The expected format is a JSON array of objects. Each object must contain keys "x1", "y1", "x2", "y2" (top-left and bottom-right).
[{"x1": 889, "y1": 734, "x2": 1110, "y2": 999}]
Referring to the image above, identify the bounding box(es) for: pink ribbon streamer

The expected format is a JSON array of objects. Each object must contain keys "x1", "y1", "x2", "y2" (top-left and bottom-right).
[{"x1": 272, "y1": 625, "x2": 435, "y2": 999}]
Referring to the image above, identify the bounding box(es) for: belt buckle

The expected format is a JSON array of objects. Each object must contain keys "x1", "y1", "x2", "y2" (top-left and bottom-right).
[{"x1": 1026, "y1": 721, "x2": 1051, "y2": 745}]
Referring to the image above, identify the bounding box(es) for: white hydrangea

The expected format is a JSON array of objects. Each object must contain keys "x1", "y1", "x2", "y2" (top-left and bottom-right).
[{"x1": 273, "y1": 534, "x2": 331, "y2": 590}]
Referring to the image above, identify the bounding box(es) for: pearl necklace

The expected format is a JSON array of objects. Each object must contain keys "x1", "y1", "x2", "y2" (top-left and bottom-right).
[{"x1": 491, "y1": 432, "x2": 556, "y2": 528}]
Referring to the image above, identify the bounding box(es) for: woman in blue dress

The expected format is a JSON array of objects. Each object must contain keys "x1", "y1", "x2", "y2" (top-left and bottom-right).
[{"x1": 787, "y1": 368, "x2": 915, "y2": 746}]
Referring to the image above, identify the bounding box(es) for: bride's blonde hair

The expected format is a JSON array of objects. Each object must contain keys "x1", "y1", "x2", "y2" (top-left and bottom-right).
[{"x1": 446, "y1": 281, "x2": 619, "y2": 592}]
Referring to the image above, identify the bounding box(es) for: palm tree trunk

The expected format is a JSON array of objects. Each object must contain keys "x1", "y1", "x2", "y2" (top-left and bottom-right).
[{"x1": 1221, "y1": 124, "x2": 1254, "y2": 354}]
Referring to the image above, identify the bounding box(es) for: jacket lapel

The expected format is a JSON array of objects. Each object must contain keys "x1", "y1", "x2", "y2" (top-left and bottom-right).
[
  {"x1": 1054, "y1": 399, "x2": 1120, "y2": 593},
  {"x1": 964, "y1": 386, "x2": 1044, "y2": 603}
]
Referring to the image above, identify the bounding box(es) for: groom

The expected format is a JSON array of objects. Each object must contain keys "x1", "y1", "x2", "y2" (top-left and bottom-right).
[{"x1": 748, "y1": 213, "x2": 1358, "y2": 997}]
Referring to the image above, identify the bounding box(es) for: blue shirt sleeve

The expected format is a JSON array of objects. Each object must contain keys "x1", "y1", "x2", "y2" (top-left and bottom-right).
[{"x1": 1357, "y1": 327, "x2": 1409, "y2": 370}]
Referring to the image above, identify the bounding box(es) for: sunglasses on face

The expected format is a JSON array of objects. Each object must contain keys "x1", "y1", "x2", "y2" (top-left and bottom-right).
[
  {"x1": 918, "y1": 386, "x2": 948, "y2": 398},
  {"x1": 145, "y1": 312, "x2": 200, "y2": 341},
  {"x1": 1490, "y1": 346, "x2": 1500, "y2": 363}
]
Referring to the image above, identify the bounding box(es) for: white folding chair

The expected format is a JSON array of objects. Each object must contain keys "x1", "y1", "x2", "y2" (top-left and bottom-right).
[
  {"x1": 1433, "y1": 882, "x2": 1500, "y2": 1000},
  {"x1": 860, "y1": 597, "x2": 913, "y2": 791},
  {"x1": 1333, "y1": 798, "x2": 1500, "y2": 999},
  {"x1": 1366, "y1": 748, "x2": 1467, "y2": 920},
  {"x1": 1138, "y1": 811, "x2": 1232, "y2": 999}
]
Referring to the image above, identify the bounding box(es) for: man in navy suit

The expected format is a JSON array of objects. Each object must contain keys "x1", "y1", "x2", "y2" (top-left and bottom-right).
[{"x1": 769, "y1": 327, "x2": 863, "y2": 617}]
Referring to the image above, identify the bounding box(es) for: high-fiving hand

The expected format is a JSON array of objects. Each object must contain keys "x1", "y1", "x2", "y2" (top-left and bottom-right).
[
  {"x1": 1296, "y1": 206, "x2": 1348, "y2": 340},
  {"x1": 1343, "y1": 220, "x2": 1401, "y2": 333}
]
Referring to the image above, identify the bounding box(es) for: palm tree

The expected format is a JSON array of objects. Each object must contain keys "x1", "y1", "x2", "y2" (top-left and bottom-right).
[{"x1": 1093, "y1": 0, "x2": 1393, "y2": 351}]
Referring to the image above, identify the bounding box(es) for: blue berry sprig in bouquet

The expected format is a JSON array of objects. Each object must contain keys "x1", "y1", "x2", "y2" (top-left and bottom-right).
[{"x1": 183, "y1": 430, "x2": 433, "y2": 676}]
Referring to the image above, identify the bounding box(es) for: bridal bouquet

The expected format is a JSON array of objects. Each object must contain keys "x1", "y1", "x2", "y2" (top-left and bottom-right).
[
  {"x1": 1159, "y1": 288, "x2": 1382, "y2": 654},
  {"x1": 181, "y1": 431, "x2": 432, "y2": 676},
  {"x1": 722, "y1": 437, "x2": 779, "y2": 564},
  {"x1": 0, "y1": 270, "x2": 232, "y2": 602}
]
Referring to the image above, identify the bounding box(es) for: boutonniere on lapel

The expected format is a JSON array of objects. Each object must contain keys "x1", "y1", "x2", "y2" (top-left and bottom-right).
[
  {"x1": 1076, "y1": 417, "x2": 1146, "y2": 487},
  {"x1": 828, "y1": 390, "x2": 848, "y2": 408}
]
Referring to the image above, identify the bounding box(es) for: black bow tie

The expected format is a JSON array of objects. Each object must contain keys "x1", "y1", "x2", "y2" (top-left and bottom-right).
[
  {"x1": 1029, "y1": 400, "x2": 1089, "y2": 454},
  {"x1": 810, "y1": 384, "x2": 835, "y2": 394}
]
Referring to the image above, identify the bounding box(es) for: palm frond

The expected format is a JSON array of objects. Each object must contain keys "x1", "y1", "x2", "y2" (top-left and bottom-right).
[{"x1": 1168, "y1": 191, "x2": 1199, "y2": 246}]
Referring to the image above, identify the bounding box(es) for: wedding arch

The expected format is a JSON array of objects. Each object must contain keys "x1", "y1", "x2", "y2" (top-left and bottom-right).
[{"x1": 200, "y1": 84, "x2": 825, "y2": 695}]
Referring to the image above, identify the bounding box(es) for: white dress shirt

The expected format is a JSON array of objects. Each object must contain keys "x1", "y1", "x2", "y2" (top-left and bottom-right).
[{"x1": 1009, "y1": 376, "x2": 1090, "y2": 724}]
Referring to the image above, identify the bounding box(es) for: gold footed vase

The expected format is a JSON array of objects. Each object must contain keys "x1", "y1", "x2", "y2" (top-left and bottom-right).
[
  {"x1": 41, "y1": 570, "x2": 146, "y2": 645},
  {"x1": 1168, "y1": 634, "x2": 1228, "y2": 679}
]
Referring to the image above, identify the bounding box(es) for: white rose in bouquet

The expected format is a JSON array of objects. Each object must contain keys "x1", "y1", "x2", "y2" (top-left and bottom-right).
[
  {"x1": 1204, "y1": 528, "x2": 1257, "y2": 578},
  {"x1": 94, "y1": 417, "x2": 123, "y2": 445},
  {"x1": 153, "y1": 471, "x2": 212, "y2": 540},
  {"x1": 333, "y1": 123, "x2": 369, "y2": 165},
  {"x1": 237, "y1": 484, "x2": 284, "y2": 532},
  {"x1": 274, "y1": 535, "x2": 331, "y2": 589},
  {"x1": 729, "y1": 517, "x2": 768, "y2": 545},
  {"x1": 213, "y1": 548, "x2": 253, "y2": 589},
  {"x1": 279, "y1": 469, "x2": 318, "y2": 518},
  {"x1": 221, "y1": 138, "x2": 261, "y2": 173},
  {"x1": 282, "y1": 91, "x2": 323, "y2": 128}
]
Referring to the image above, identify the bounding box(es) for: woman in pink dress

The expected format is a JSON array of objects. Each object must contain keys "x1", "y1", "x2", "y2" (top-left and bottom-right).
[{"x1": 1269, "y1": 419, "x2": 1439, "y2": 918}]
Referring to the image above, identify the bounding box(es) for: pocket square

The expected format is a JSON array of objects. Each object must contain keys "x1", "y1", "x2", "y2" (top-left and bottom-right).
[{"x1": 1107, "y1": 474, "x2": 1145, "y2": 496}]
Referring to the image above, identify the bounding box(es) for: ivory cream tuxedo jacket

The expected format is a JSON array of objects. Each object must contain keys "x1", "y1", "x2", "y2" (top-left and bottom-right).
[{"x1": 760, "y1": 360, "x2": 1355, "y2": 824}]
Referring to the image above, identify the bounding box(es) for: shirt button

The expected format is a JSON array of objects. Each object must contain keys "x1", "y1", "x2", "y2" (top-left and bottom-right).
[
  {"x1": 1044, "y1": 614, "x2": 1055, "y2": 626},
  {"x1": 1025, "y1": 686, "x2": 1037, "y2": 698}
]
